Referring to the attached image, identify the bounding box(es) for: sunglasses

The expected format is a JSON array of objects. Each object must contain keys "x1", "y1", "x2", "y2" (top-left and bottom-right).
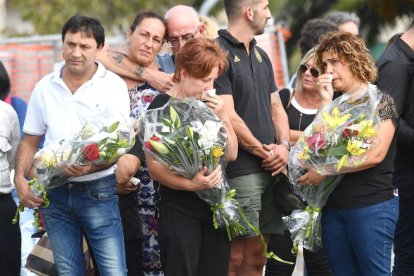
[{"x1": 299, "y1": 64, "x2": 320, "y2": 78}]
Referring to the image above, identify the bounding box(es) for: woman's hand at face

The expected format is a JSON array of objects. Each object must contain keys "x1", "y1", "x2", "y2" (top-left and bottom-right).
[
  {"x1": 317, "y1": 73, "x2": 334, "y2": 107},
  {"x1": 202, "y1": 94, "x2": 226, "y2": 119}
]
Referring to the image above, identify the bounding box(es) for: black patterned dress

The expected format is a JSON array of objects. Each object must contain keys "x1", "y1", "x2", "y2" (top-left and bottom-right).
[{"x1": 129, "y1": 82, "x2": 163, "y2": 275}]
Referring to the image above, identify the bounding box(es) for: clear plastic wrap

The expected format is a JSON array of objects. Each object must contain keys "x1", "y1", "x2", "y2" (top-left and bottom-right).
[
  {"x1": 13, "y1": 116, "x2": 135, "y2": 226},
  {"x1": 283, "y1": 84, "x2": 382, "y2": 251},
  {"x1": 139, "y1": 97, "x2": 246, "y2": 240}
]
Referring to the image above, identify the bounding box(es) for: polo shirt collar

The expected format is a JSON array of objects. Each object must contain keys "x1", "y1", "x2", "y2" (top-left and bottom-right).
[
  {"x1": 218, "y1": 29, "x2": 257, "y2": 48},
  {"x1": 395, "y1": 35, "x2": 414, "y2": 63},
  {"x1": 51, "y1": 60, "x2": 107, "y2": 83}
]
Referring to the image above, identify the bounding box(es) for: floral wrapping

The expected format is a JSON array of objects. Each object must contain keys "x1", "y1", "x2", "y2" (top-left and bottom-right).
[
  {"x1": 283, "y1": 84, "x2": 383, "y2": 251},
  {"x1": 13, "y1": 117, "x2": 135, "y2": 226},
  {"x1": 139, "y1": 97, "x2": 248, "y2": 240}
]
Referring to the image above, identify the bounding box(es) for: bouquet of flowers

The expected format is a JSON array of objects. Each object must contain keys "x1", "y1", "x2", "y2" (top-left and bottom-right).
[
  {"x1": 140, "y1": 96, "x2": 293, "y2": 264},
  {"x1": 283, "y1": 84, "x2": 382, "y2": 251},
  {"x1": 13, "y1": 117, "x2": 135, "y2": 226},
  {"x1": 140, "y1": 96, "x2": 245, "y2": 240}
]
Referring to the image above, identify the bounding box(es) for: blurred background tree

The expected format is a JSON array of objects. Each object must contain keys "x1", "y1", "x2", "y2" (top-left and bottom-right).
[
  {"x1": 276, "y1": 0, "x2": 414, "y2": 58},
  {"x1": 10, "y1": 0, "x2": 208, "y2": 35},
  {"x1": 7, "y1": 0, "x2": 414, "y2": 74}
]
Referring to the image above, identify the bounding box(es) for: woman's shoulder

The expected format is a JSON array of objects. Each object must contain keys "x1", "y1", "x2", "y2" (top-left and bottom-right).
[{"x1": 148, "y1": 93, "x2": 171, "y2": 110}]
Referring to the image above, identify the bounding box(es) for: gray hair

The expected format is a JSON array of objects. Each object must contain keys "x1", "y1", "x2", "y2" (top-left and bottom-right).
[{"x1": 326, "y1": 11, "x2": 360, "y2": 28}]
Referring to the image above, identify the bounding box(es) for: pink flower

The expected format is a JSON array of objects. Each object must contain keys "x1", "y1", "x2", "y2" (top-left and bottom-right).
[{"x1": 306, "y1": 133, "x2": 327, "y2": 151}]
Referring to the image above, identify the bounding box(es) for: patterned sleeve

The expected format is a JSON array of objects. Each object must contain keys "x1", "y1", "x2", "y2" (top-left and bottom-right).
[{"x1": 378, "y1": 92, "x2": 399, "y2": 126}]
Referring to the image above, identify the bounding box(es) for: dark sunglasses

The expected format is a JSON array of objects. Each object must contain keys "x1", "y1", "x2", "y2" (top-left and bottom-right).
[{"x1": 299, "y1": 64, "x2": 320, "y2": 78}]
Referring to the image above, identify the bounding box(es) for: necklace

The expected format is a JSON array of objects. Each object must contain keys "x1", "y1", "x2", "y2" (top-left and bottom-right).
[{"x1": 298, "y1": 113, "x2": 303, "y2": 131}]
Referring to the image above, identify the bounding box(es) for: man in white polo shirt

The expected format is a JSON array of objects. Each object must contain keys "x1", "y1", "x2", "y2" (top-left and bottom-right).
[{"x1": 14, "y1": 15, "x2": 129, "y2": 275}]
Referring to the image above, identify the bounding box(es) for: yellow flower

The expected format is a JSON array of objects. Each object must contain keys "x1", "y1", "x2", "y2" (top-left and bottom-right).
[
  {"x1": 358, "y1": 120, "x2": 377, "y2": 138},
  {"x1": 322, "y1": 107, "x2": 352, "y2": 130},
  {"x1": 297, "y1": 145, "x2": 310, "y2": 160},
  {"x1": 346, "y1": 140, "x2": 367, "y2": 156},
  {"x1": 42, "y1": 150, "x2": 57, "y2": 168},
  {"x1": 211, "y1": 146, "x2": 224, "y2": 159},
  {"x1": 149, "y1": 140, "x2": 170, "y2": 154},
  {"x1": 337, "y1": 155, "x2": 349, "y2": 172}
]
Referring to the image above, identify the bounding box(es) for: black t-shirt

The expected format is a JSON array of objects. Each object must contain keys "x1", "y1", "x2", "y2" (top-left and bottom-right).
[
  {"x1": 279, "y1": 88, "x2": 342, "y2": 131},
  {"x1": 325, "y1": 91, "x2": 399, "y2": 210},
  {"x1": 376, "y1": 35, "x2": 414, "y2": 173},
  {"x1": 279, "y1": 88, "x2": 317, "y2": 131},
  {"x1": 128, "y1": 135, "x2": 145, "y2": 163},
  {"x1": 214, "y1": 29, "x2": 278, "y2": 178},
  {"x1": 145, "y1": 93, "x2": 212, "y2": 220}
]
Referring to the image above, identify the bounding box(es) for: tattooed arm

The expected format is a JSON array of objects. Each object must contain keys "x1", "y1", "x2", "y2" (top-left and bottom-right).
[
  {"x1": 97, "y1": 50, "x2": 173, "y2": 92},
  {"x1": 219, "y1": 95, "x2": 271, "y2": 160}
]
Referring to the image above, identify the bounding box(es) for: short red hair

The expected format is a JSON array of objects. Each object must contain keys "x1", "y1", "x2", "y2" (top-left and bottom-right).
[{"x1": 173, "y1": 38, "x2": 228, "y2": 82}]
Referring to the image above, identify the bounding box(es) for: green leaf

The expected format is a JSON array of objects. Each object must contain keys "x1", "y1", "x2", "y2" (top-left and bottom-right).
[
  {"x1": 321, "y1": 146, "x2": 349, "y2": 157},
  {"x1": 162, "y1": 118, "x2": 172, "y2": 128},
  {"x1": 170, "y1": 106, "x2": 181, "y2": 129}
]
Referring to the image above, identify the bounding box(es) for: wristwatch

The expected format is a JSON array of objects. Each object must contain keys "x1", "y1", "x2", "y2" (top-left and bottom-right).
[{"x1": 279, "y1": 140, "x2": 291, "y2": 151}]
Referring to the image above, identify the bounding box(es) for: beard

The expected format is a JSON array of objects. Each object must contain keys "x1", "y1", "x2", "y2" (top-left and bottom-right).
[{"x1": 252, "y1": 14, "x2": 267, "y2": 36}]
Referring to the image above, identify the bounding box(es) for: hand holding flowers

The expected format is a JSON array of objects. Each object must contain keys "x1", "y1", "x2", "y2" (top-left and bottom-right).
[
  {"x1": 141, "y1": 98, "x2": 243, "y2": 238},
  {"x1": 13, "y1": 118, "x2": 135, "y2": 226},
  {"x1": 283, "y1": 84, "x2": 382, "y2": 251},
  {"x1": 141, "y1": 97, "x2": 291, "y2": 264}
]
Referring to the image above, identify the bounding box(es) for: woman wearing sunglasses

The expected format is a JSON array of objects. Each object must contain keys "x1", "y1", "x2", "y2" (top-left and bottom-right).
[
  {"x1": 280, "y1": 47, "x2": 336, "y2": 145},
  {"x1": 265, "y1": 47, "x2": 334, "y2": 276}
]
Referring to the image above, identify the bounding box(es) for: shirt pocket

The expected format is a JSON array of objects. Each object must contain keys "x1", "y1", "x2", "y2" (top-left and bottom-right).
[{"x1": 0, "y1": 136, "x2": 12, "y2": 170}]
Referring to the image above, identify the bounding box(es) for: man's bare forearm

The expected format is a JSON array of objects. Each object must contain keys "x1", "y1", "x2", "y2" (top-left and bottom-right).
[
  {"x1": 271, "y1": 92, "x2": 290, "y2": 143},
  {"x1": 220, "y1": 94, "x2": 269, "y2": 159},
  {"x1": 14, "y1": 136, "x2": 41, "y2": 181},
  {"x1": 231, "y1": 115, "x2": 269, "y2": 159}
]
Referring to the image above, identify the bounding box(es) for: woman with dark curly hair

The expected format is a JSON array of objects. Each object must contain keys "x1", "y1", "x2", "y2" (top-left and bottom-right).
[{"x1": 299, "y1": 31, "x2": 399, "y2": 275}]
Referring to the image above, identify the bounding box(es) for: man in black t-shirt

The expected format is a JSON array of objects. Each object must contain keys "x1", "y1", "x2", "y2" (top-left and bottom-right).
[
  {"x1": 376, "y1": 20, "x2": 414, "y2": 275},
  {"x1": 214, "y1": 0, "x2": 290, "y2": 275}
]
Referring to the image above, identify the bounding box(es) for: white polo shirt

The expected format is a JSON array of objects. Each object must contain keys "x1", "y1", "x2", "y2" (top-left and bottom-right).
[{"x1": 24, "y1": 61, "x2": 130, "y2": 182}]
